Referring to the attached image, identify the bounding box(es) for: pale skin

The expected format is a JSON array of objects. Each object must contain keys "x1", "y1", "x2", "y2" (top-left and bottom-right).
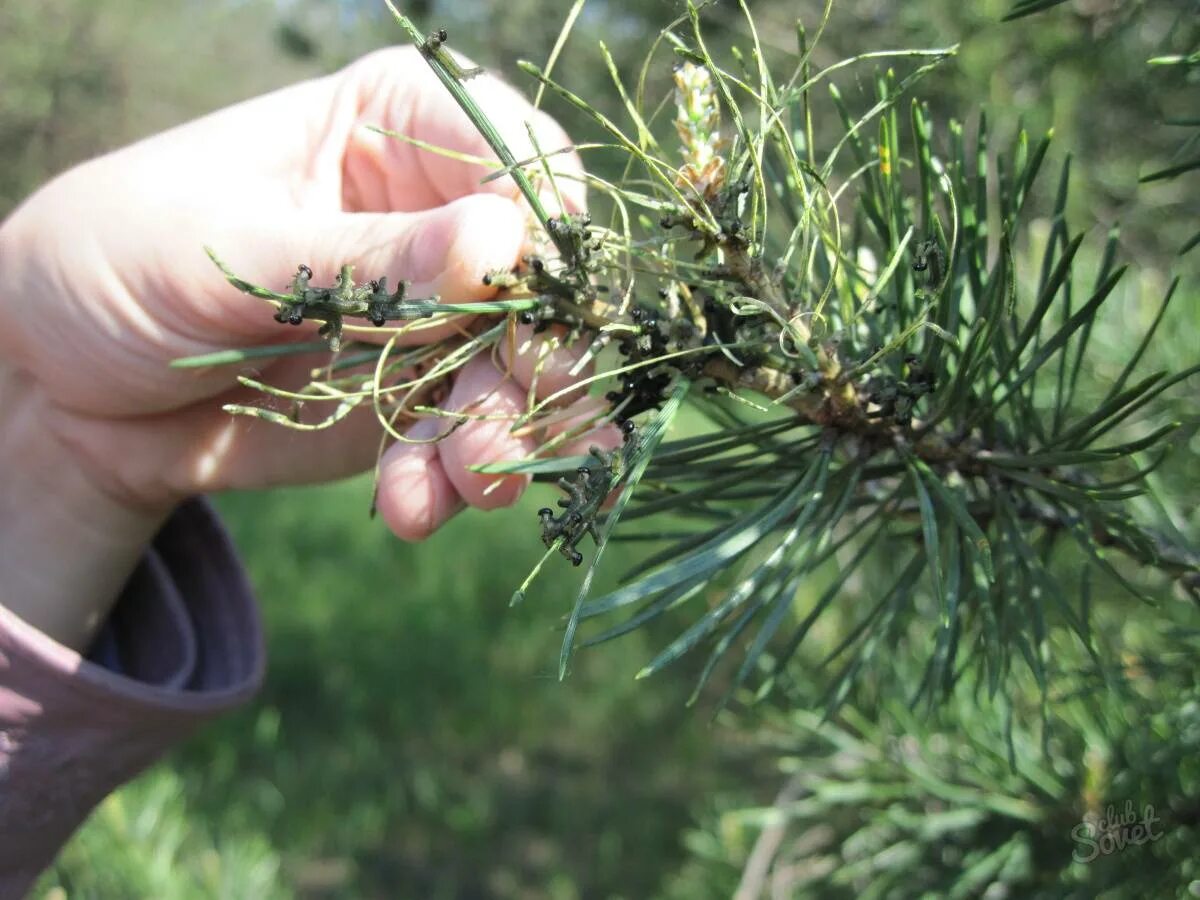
[{"x1": 0, "y1": 47, "x2": 614, "y2": 652}]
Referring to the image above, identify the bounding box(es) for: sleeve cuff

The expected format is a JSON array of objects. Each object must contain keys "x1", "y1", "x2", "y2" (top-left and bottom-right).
[{"x1": 0, "y1": 497, "x2": 264, "y2": 896}]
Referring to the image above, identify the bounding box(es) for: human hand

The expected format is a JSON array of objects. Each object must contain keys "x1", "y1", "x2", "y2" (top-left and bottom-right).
[{"x1": 0, "y1": 47, "x2": 607, "y2": 649}]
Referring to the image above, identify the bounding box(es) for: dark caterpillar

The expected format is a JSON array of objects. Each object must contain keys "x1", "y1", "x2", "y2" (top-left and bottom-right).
[
  {"x1": 537, "y1": 422, "x2": 638, "y2": 566},
  {"x1": 272, "y1": 264, "x2": 430, "y2": 351},
  {"x1": 538, "y1": 446, "x2": 617, "y2": 565},
  {"x1": 606, "y1": 307, "x2": 672, "y2": 423},
  {"x1": 912, "y1": 237, "x2": 945, "y2": 289}
]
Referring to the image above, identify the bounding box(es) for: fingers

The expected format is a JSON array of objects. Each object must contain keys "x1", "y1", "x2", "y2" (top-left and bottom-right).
[
  {"x1": 134, "y1": 45, "x2": 587, "y2": 409},
  {"x1": 173, "y1": 192, "x2": 526, "y2": 353},
  {"x1": 339, "y1": 46, "x2": 588, "y2": 217},
  {"x1": 373, "y1": 343, "x2": 620, "y2": 543},
  {"x1": 42, "y1": 353, "x2": 387, "y2": 510},
  {"x1": 374, "y1": 417, "x2": 464, "y2": 541},
  {"x1": 499, "y1": 322, "x2": 593, "y2": 402},
  {"x1": 374, "y1": 352, "x2": 531, "y2": 541},
  {"x1": 436, "y1": 353, "x2": 535, "y2": 508},
  {"x1": 310, "y1": 194, "x2": 526, "y2": 300},
  {"x1": 544, "y1": 395, "x2": 624, "y2": 458}
]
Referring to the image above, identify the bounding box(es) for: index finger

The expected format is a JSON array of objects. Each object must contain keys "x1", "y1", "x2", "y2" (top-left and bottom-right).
[{"x1": 339, "y1": 47, "x2": 588, "y2": 216}]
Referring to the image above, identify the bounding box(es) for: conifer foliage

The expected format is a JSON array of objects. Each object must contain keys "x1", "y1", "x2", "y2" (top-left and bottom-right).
[{"x1": 194, "y1": 1, "x2": 1198, "y2": 890}]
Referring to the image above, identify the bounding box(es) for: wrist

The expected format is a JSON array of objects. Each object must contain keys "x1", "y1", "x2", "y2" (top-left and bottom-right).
[{"x1": 0, "y1": 365, "x2": 167, "y2": 652}]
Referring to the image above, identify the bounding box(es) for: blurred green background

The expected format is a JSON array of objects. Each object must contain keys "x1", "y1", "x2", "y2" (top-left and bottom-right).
[
  {"x1": 4, "y1": 0, "x2": 1194, "y2": 896},
  {"x1": 45, "y1": 482, "x2": 734, "y2": 898}
]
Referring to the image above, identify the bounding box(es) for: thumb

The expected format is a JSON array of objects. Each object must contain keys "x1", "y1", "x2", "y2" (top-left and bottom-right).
[{"x1": 187, "y1": 193, "x2": 527, "y2": 345}]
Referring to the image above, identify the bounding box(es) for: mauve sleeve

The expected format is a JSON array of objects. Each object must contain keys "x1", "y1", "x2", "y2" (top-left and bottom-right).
[{"x1": 0, "y1": 498, "x2": 264, "y2": 898}]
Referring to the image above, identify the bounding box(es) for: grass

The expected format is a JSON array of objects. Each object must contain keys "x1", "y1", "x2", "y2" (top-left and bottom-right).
[{"x1": 40, "y1": 475, "x2": 738, "y2": 899}]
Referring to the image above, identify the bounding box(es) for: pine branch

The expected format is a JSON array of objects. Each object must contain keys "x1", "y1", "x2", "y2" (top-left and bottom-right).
[{"x1": 199, "y1": 0, "x2": 1198, "y2": 720}]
